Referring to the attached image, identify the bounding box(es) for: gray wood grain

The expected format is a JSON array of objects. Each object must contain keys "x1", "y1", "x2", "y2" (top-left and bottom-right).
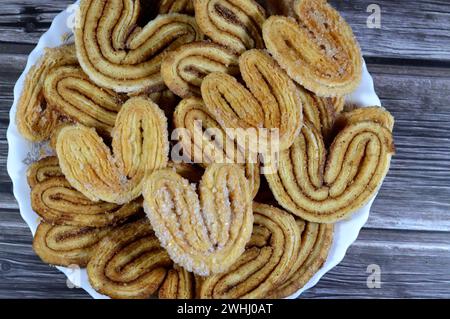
[
  {"x1": 367, "y1": 63, "x2": 450, "y2": 232},
  {"x1": 0, "y1": 0, "x2": 449, "y2": 299},
  {"x1": 303, "y1": 228, "x2": 450, "y2": 299},
  {"x1": 330, "y1": 0, "x2": 450, "y2": 61},
  {"x1": 2, "y1": 211, "x2": 449, "y2": 299},
  {"x1": 1, "y1": 0, "x2": 450, "y2": 60}
]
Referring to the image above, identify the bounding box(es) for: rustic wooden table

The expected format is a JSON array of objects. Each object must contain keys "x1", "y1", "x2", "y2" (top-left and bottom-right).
[{"x1": 1, "y1": 0, "x2": 449, "y2": 299}]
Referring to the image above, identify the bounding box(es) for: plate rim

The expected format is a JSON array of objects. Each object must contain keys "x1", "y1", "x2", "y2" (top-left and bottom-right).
[{"x1": 6, "y1": 1, "x2": 383, "y2": 300}]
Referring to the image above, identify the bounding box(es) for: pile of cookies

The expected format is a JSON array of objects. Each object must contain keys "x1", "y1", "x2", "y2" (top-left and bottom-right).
[{"x1": 16, "y1": 0, "x2": 395, "y2": 299}]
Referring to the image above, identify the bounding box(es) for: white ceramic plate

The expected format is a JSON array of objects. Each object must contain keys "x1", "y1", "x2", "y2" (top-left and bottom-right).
[{"x1": 7, "y1": 2, "x2": 383, "y2": 299}]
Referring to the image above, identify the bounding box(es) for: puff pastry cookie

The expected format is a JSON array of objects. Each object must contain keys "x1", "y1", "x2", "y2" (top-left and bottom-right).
[
  {"x1": 33, "y1": 222, "x2": 113, "y2": 267},
  {"x1": 265, "y1": 107, "x2": 395, "y2": 223},
  {"x1": 75, "y1": 0, "x2": 202, "y2": 94},
  {"x1": 16, "y1": 45, "x2": 77, "y2": 141},
  {"x1": 44, "y1": 65, "x2": 125, "y2": 135},
  {"x1": 56, "y1": 97, "x2": 169, "y2": 204},
  {"x1": 88, "y1": 220, "x2": 175, "y2": 299},
  {"x1": 194, "y1": 0, "x2": 266, "y2": 54},
  {"x1": 201, "y1": 49, "x2": 303, "y2": 153},
  {"x1": 263, "y1": 0, "x2": 362, "y2": 96},
  {"x1": 161, "y1": 41, "x2": 239, "y2": 98},
  {"x1": 198, "y1": 203, "x2": 301, "y2": 298},
  {"x1": 173, "y1": 97, "x2": 260, "y2": 198},
  {"x1": 143, "y1": 164, "x2": 253, "y2": 276}
]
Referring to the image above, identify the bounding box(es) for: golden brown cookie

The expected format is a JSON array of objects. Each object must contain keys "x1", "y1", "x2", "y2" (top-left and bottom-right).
[
  {"x1": 143, "y1": 164, "x2": 253, "y2": 276},
  {"x1": 265, "y1": 107, "x2": 395, "y2": 223},
  {"x1": 335, "y1": 105, "x2": 395, "y2": 132},
  {"x1": 161, "y1": 41, "x2": 239, "y2": 98},
  {"x1": 74, "y1": 0, "x2": 202, "y2": 94},
  {"x1": 299, "y1": 87, "x2": 344, "y2": 143},
  {"x1": 87, "y1": 220, "x2": 173, "y2": 299},
  {"x1": 158, "y1": 266, "x2": 195, "y2": 299},
  {"x1": 263, "y1": 0, "x2": 362, "y2": 96},
  {"x1": 33, "y1": 222, "x2": 112, "y2": 267},
  {"x1": 268, "y1": 221, "x2": 333, "y2": 298},
  {"x1": 201, "y1": 49, "x2": 303, "y2": 154},
  {"x1": 16, "y1": 44, "x2": 77, "y2": 141},
  {"x1": 197, "y1": 203, "x2": 300, "y2": 298},
  {"x1": 173, "y1": 97, "x2": 260, "y2": 197},
  {"x1": 31, "y1": 177, "x2": 142, "y2": 227},
  {"x1": 193, "y1": 0, "x2": 266, "y2": 54},
  {"x1": 56, "y1": 97, "x2": 169, "y2": 204},
  {"x1": 43, "y1": 65, "x2": 125, "y2": 135},
  {"x1": 27, "y1": 156, "x2": 63, "y2": 189}
]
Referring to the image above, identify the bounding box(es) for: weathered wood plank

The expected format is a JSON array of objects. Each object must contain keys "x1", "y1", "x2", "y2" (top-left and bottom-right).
[
  {"x1": 0, "y1": 0, "x2": 449, "y2": 61},
  {"x1": 0, "y1": 51, "x2": 28, "y2": 121},
  {"x1": 1, "y1": 214, "x2": 449, "y2": 299},
  {"x1": 0, "y1": 0, "x2": 450, "y2": 61},
  {"x1": 303, "y1": 228, "x2": 450, "y2": 299},
  {"x1": 0, "y1": 187, "x2": 17, "y2": 210},
  {"x1": 0, "y1": 208, "x2": 88, "y2": 298},
  {"x1": 367, "y1": 63, "x2": 450, "y2": 231},
  {"x1": 0, "y1": 0, "x2": 73, "y2": 45},
  {"x1": 329, "y1": 0, "x2": 450, "y2": 61}
]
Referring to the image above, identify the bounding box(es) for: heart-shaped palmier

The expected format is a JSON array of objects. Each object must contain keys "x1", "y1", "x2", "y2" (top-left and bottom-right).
[
  {"x1": 44, "y1": 65, "x2": 125, "y2": 135},
  {"x1": 201, "y1": 49, "x2": 303, "y2": 154},
  {"x1": 263, "y1": 0, "x2": 363, "y2": 97},
  {"x1": 173, "y1": 97, "x2": 260, "y2": 198},
  {"x1": 33, "y1": 222, "x2": 113, "y2": 267},
  {"x1": 197, "y1": 203, "x2": 301, "y2": 298},
  {"x1": 194, "y1": 0, "x2": 266, "y2": 54},
  {"x1": 28, "y1": 157, "x2": 143, "y2": 227},
  {"x1": 143, "y1": 164, "x2": 253, "y2": 276},
  {"x1": 87, "y1": 219, "x2": 195, "y2": 299},
  {"x1": 16, "y1": 44, "x2": 78, "y2": 142},
  {"x1": 265, "y1": 107, "x2": 395, "y2": 223},
  {"x1": 75, "y1": 0, "x2": 202, "y2": 94},
  {"x1": 56, "y1": 97, "x2": 169, "y2": 204},
  {"x1": 161, "y1": 41, "x2": 239, "y2": 98}
]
